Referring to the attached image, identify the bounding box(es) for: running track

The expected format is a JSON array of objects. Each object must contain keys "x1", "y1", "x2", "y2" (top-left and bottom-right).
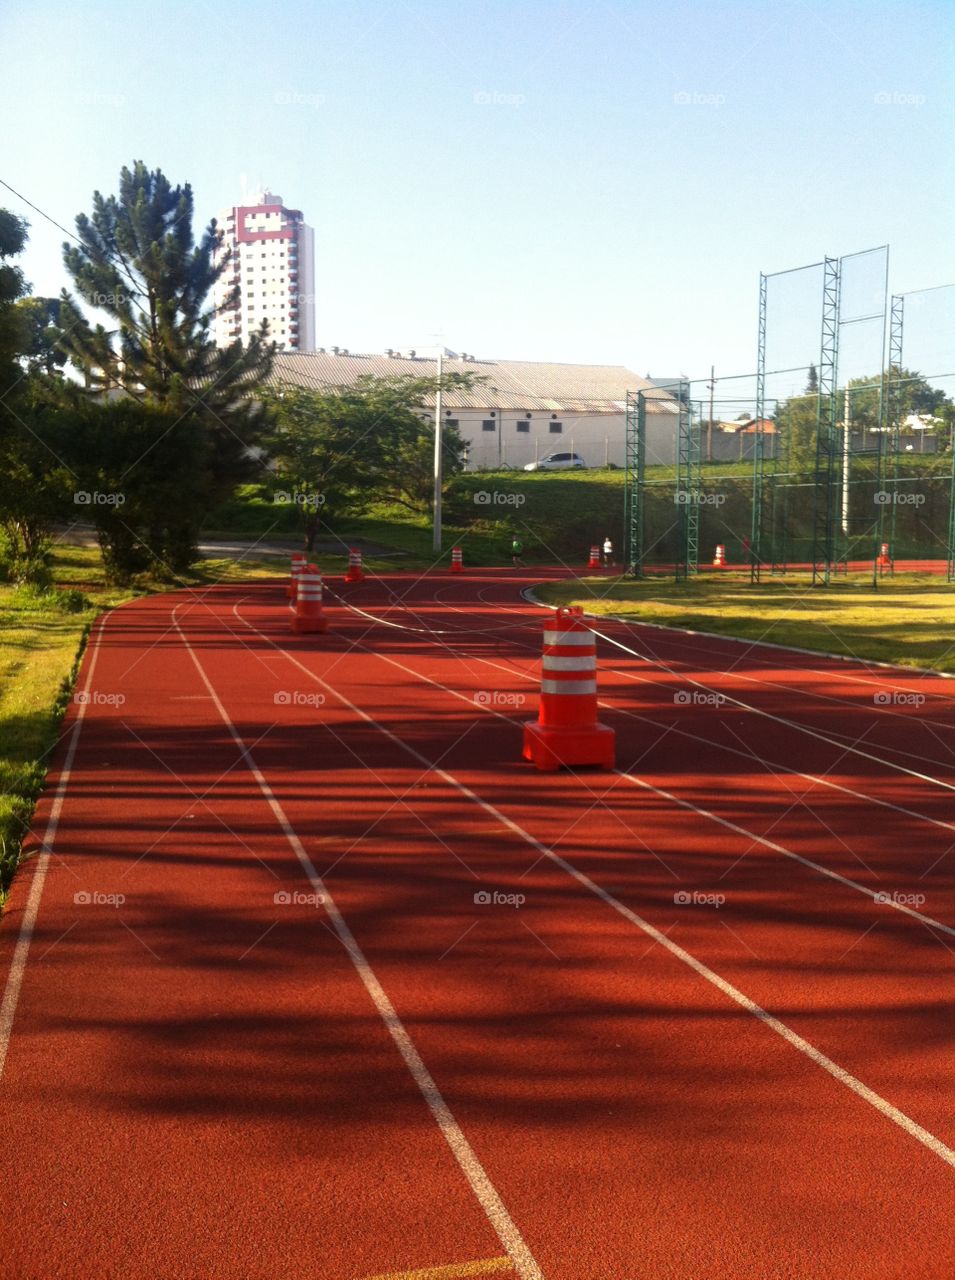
[{"x1": 1, "y1": 568, "x2": 953, "y2": 1279}]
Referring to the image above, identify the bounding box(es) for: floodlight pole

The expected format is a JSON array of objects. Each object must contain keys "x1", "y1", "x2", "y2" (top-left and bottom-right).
[
  {"x1": 433, "y1": 348, "x2": 443, "y2": 553},
  {"x1": 841, "y1": 386, "x2": 850, "y2": 538}
]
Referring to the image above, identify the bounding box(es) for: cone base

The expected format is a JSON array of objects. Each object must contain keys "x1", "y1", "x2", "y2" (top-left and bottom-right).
[
  {"x1": 291, "y1": 616, "x2": 328, "y2": 634},
  {"x1": 522, "y1": 720, "x2": 615, "y2": 772},
  {"x1": 450, "y1": 565, "x2": 463, "y2": 573},
  {"x1": 344, "y1": 570, "x2": 364, "y2": 583}
]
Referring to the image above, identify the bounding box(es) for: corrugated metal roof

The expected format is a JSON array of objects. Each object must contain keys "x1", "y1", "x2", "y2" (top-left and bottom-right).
[{"x1": 264, "y1": 352, "x2": 678, "y2": 414}]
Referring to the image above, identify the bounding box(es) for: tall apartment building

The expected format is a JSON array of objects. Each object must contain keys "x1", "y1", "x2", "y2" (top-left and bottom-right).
[{"x1": 212, "y1": 190, "x2": 315, "y2": 351}]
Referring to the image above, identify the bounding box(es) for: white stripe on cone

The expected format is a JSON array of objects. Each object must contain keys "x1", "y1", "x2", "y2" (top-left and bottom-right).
[
  {"x1": 541, "y1": 679, "x2": 598, "y2": 695},
  {"x1": 543, "y1": 631, "x2": 594, "y2": 647},
  {"x1": 543, "y1": 656, "x2": 597, "y2": 672}
]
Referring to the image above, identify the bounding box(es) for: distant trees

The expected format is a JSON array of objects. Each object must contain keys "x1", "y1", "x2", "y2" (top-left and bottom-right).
[
  {"x1": 773, "y1": 365, "x2": 954, "y2": 477},
  {"x1": 846, "y1": 367, "x2": 950, "y2": 433}
]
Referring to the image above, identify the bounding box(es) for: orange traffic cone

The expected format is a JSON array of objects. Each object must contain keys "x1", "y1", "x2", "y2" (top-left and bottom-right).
[
  {"x1": 291, "y1": 564, "x2": 328, "y2": 633},
  {"x1": 288, "y1": 552, "x2": 307, "y2": 599},
  {"x1": 712, "y1": 543, "x2": 726, "y2": 568},
  {"x1": 450, "y1": 547, "x2": 464, "y2": 573},
  {"x1": 344, "y1": 547, "x2": 364, "y2": 583},
  {"x1": 587, "y1": 544, "x2": 601, "y2": 571},
  {"x1": 522, "y1": 607, "x2": 615, "y2": 772}
]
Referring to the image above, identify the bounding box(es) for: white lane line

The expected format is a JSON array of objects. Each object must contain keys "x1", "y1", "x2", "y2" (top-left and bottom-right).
[
  {"x1": 604, "y1": 698, "x2": 955, "y2": 840},
  {"x1": 582, "y1": 607, "x2": 955, "y2": 694},
  {"x1": 429, "y1": 606, "x2": 955, "y2": 840},
  {"x1": 587, "y1": 621, "x2": 955, "y2": 797},
  {"x1": 432, "y1": 590, "x2": 955, "y2": 785},
  {"x1": 427, "y1": 586, "x2": 955, "y2": 804},
  {"x1": 392, "y1": 588, "x2": 955, "y2": 762},
  {"x1": 231, "y1": 600, "x2": 955, "y2": 1171},
  {"x1": 0, "y1": 617, "x2": 107, "y2": 1080},
  {"x1": 170, "y1": 605, "x2": 543, "y2": 1280},
  {"x1": 339, "y1": 640, "x2": 955, "y2": 939},
  {"x1": 587, "y1": 625, "x2": 955, "y2": 776},
  {"x1": 315, "y1": 594, "x2": 955, "y2": 926}
]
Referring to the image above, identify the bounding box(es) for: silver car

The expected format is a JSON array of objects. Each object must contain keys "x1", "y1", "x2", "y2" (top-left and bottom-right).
[{"x1": 524, "y1": 451, "x2": 587, "y2": 472}]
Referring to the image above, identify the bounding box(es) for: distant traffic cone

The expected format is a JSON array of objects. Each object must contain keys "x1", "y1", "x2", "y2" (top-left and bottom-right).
[
  {"x1": 522, "y1": 607, "x2": 615, "y2": 772},
  {"x1": 288, "y1": 551, "x2": 307, "y2": 600},
  {"x1": 450, "y1": 547, "x2": 464, "y2": 573},
  {"x1": 291, "y1": 564, "x2": 328, "y2": 633},
  {"x1": 878, "y1": 541, "x2": 892, "y2": 569},
  {"x1": 344, "y1": 547, "x2": 364, "y2": 583},
  {"x1": 712, "y1": 543, "x2": 726, "y2": 568},
  {"x1": 587, "y1": 544, "x2": 601, "y2": 571}
]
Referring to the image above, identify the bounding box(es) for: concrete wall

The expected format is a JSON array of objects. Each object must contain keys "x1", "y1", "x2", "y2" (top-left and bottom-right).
[{"x1": 709, "y1": 433, "x2": 781, "y2": 462}]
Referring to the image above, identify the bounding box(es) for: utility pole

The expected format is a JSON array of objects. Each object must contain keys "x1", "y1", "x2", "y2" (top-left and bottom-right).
[
  {"x1": 707, "y1": 365, "x2": 715, "y2": 462},
  {"x1": 433, "y1": 347, "x2": 443, "y2": 553}
]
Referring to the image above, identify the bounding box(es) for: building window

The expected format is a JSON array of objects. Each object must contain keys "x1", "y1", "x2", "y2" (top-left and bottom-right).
[
  {"x1": 445, "y1": 418, "x2": 459, "y2": 427},
  {"x1": 549, "y1": 422, "x2": 563, "y2": 433},
  {"x1": 482, "y1": 420, "x2": 496, "y2": 432},
  {"x1": 516, "y1": 421, "x2": 530, "y2": 433}
]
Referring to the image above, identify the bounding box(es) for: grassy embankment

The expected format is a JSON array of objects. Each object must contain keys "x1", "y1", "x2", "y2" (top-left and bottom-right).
[{"x1": 206, "y1": 453, "x2": 953, "y2": 569}]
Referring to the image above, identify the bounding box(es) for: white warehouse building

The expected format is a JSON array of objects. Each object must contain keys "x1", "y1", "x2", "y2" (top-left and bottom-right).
[
  {"x1": 213, "y1": 190, "x2": 316, "y2": 353},
  {"x1": 265, "y1": 349, "x2": 680, "y2": 469}
]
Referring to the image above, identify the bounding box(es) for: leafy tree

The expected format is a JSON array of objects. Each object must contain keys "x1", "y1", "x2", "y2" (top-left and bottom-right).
[
  {"x1": 256, "y1": 385, "x2": 382, "y2": 552},
  {"x1": 14, "y1": 297, "x2": 67, "y2": 376},
  {"x1": 773, "y1": 393, "x2": 819, "y2": 475},
  {"x1": 0, "y1": 380, "x2": 73, "y2": 584},
  {"x1": 350, "y1": 373, "x2": 471, "y2": 512},
  {"x1": 0, "y1": 212, "x2": 66, "y2": 584},
  {"x1": 805, "y1": 363, "x2": 819, "y2": 394},
  {"x1": 259, "y1": 371, "x2": 476, "y2": 550},
  {"x1": 58, "y1": 161, "x2": 274, "y2": 516},
  {"x1": 846, "y1": 367, "x2": 951, "y2": 434}
]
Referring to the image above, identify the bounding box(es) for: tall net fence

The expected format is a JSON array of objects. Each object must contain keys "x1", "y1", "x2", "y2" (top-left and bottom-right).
[{"x1": 623, "y1": 248, "x2": 953, "y2": 585}]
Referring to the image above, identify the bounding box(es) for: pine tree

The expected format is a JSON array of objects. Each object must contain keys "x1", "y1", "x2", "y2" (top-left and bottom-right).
[
  {"x1": 58, "y1": 162, "x2": 273, "y2": 486},
  {"x1": 805, "y1": 363, "x2": 819, "y2": 394}
]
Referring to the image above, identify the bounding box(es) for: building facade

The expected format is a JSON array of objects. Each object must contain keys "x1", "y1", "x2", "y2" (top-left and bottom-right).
[
  {"x1": 213, "y1": 190, "x2": 315, "y2": 352},
  {"x1": 265, "y1": 349, "x2": 680, "y2": 469}
]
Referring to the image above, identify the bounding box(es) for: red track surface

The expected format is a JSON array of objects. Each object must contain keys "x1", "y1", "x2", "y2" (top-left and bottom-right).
[{"x1": 1, "y1": 568, "x2": 953, "y2": 1279}]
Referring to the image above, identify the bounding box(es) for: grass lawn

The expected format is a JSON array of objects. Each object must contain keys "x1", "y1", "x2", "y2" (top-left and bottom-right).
[
  {"x1": 0, "y1": 544, "x2": 280, "y2": 902},
  {"x1": 534, "y1": 571, "x2": 955, "y2": 674}
]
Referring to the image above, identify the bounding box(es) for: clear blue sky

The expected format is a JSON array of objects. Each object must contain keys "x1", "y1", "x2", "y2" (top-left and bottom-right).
[{"x1": 4, "y1": 0, "x2": 953, "y2": 383}]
